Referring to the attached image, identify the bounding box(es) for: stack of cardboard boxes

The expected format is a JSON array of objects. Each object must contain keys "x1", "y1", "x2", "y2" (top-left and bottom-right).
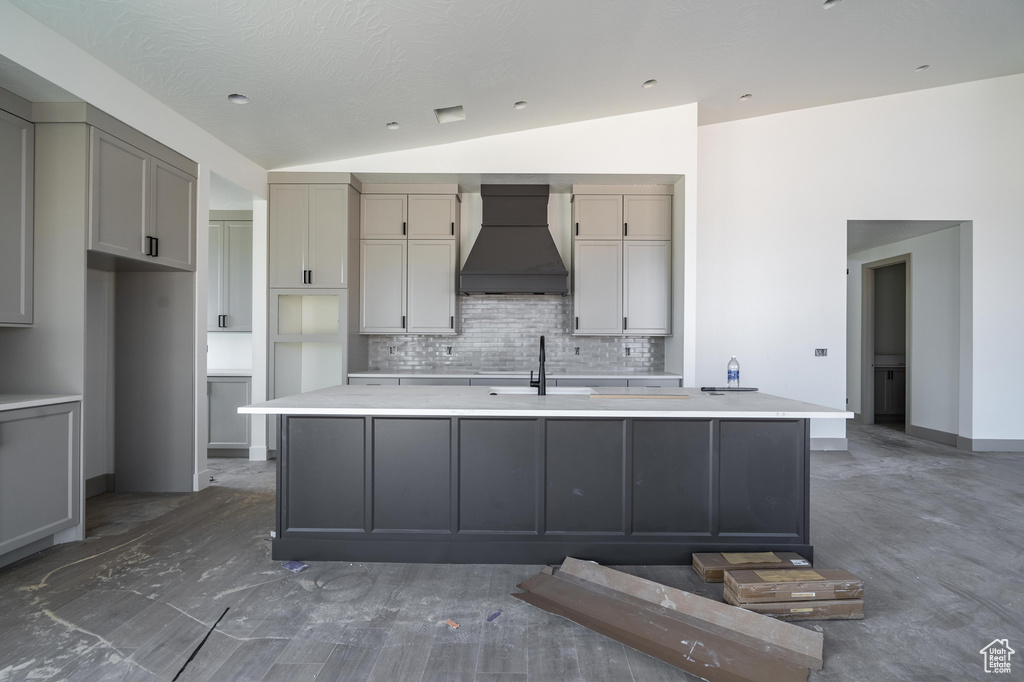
[{"x1": 693, "y1": 552, "x2": 865, "y2": 621}]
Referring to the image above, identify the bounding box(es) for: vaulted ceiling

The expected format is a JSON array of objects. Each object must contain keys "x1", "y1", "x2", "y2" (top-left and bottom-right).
[{"x1": 7, "y1": 0, "x2": 1024, "y2": 169}]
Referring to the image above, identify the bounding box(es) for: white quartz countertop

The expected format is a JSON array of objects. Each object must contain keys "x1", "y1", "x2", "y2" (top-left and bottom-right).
[
  {"x1": 348, "y1": 370, "x2": 683, "y2": 380},
  {"x1": 240, "y1": 385, "x2": 851, "y2": 419},
  {"x1": 0, "y1": 394, "x2": 83, "y2": 412}
]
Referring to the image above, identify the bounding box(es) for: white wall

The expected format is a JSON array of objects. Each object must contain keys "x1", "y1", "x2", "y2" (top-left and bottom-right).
[
  {"x1": 847, "y1": 226, "x2": 961, "y2": 436},
  {"x1": 699, "y1": 74, "x2": 1024, "y2": 446},
  {"x1": 281, "y1": 104, "x2": 700, "y2": 382}
]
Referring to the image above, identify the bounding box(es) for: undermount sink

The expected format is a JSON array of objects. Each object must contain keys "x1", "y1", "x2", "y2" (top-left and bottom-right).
[{"x1": 487, "y1": 386, "x2": 594, "y2": 396}]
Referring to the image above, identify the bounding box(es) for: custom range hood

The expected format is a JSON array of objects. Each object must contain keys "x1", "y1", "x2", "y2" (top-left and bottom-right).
[{"x1": 459, "y1": 184, "x2": 569, "y2": 295}]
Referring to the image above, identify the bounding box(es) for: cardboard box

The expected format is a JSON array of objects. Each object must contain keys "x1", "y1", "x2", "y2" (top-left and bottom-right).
[
  {"x1": 724, "y1": 591, "x2": 865, "y2": 621},
  {"x1": 692, "y1": 551, "x2": 811, "y2": 582},
  {"x1": 724, "y1": 568, "x2": 864, "y2": 603}
]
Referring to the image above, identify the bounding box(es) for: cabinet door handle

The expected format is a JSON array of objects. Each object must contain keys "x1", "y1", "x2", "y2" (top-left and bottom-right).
[
  {"x1": 450, "y1": 316, "x2": 454, "y2": 329},
  {"x1": 307, "y1": 269, "x2": 312, "y2": 284},
  {"x1": 624, "y1": 222, "x2": 628, "y2": 236},
  {"x1": 401, "y1": 315, "x2": 406, "y2": 328},
  {"x1": 152, "y1": 237, "x2": 159, "y2": 257},
  {"x1": 575, "y1": 222, "x2": 579, "y2": 236},
  {"x1": 575, "y1": 316, "x2": 579, "y2": 330},
  {"x1": 402, "y1": 221, "x2": 406, "y2": 236},
  {"x1": 145, "y1": 236, "x2": 153, "y2": 256},
  {"x1": 623, "y1": 316, "x2": 627, "y2": 330},
  {"x1": 451, "y1": 222, "x2": 455, "y2": 236}
]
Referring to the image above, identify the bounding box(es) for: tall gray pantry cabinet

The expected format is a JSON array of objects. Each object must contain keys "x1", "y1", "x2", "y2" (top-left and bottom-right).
[
  {"x1": 3, "y1": 102, "x2": 198, "y2": 493},
  {"x1": 267, "y1": 174, "x2": 362, "y2": 401}
]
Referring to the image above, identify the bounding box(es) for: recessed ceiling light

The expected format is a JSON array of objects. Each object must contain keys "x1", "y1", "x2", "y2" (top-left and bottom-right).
[
  {"x1": 513, "y1": 101, "x2": 528, "y2": 110},
  {"x1": 739, "y1": 93, "x2": 753, "y2": 102},
  {"x1": 227, "y1": 93, "x2": 249, "y2": 104},
  {"x1": 914, "y1": 64, "x2": 931, "y2": 72},
  {"x1": 434, "y1": 105, "x2": 466, "y2": 124},
  {"x1": 823, "y1": 0, "x2": 843, "y2": 8},
  {"x1": 641, "y1": 79, "x2": 658, "y2": 89},
  {"x1": 385, "y1": 121, "x2": 400, "y2": 130}
]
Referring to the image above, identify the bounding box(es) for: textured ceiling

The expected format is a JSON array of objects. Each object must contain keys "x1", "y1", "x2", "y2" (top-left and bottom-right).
[
  {"x1": 847, "y1": 220, "x2": 963, "y2": 256},
  {"x1": 6, "y1": 0, "x2": 1024, "y2": 169}
]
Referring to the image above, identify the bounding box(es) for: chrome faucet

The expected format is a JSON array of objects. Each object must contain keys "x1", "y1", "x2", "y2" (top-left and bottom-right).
[{"x1": 529, "y1": 335, "x2": 547, "y2": 395}]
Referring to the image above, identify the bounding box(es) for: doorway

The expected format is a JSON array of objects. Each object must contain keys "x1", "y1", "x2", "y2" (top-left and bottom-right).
[{"x1": 860, "y1": 255, "x2": 910, "y2": 430}]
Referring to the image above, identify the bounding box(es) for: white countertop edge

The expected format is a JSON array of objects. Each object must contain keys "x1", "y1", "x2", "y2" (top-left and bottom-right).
[
  {"x1": 240, "y1": 406, "x2": 853, "y2": 419},
  {"x1": 0, "y1": 394, "x2": 84, "y2": 412},
  {"x1": 348, "y1": 371, "x2": 683, "y2": 380}
]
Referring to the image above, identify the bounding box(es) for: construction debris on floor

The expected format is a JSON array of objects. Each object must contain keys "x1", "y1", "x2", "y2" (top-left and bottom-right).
[
  {"x1": 724, "y1": 568, "x2": 865, "y2": 621},
  {"x1": 692, "y1": 551, "x2": 811, "y2": 582},
  {"x1": 513, "y1": 557, "x2": 824, "y2": 682}
]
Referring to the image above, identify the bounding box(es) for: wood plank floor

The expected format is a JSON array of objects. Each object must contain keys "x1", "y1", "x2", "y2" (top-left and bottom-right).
[{"x1": 1, "y1": 423, "x2": 1022, "y2": 680}]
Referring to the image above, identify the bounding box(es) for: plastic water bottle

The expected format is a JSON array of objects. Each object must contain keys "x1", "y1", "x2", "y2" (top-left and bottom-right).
[{"x1": 727, "y1": 356, "x2": 740, "y2": 388}]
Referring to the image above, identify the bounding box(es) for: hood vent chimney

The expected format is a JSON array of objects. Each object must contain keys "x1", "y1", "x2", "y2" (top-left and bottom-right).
[{"x1": 459, "y1": 184, "x2": 569, "y2": 295}]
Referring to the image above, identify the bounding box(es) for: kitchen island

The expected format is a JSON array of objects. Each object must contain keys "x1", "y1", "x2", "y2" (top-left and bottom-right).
[{"x1": 241, "y1": 385, "x2": 850, "y2": 565}]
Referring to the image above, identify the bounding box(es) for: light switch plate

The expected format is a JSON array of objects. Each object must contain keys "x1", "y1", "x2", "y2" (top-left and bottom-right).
[{"x1": 815, "y1": 348, "x2": 827, "y2": 357}]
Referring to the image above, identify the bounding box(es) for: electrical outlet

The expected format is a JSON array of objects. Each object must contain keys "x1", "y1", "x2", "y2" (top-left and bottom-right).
[
  {"x1": 574, "y1": 347, "x2": 580, "y2": 356},
  {"x1": 625, "y1": 347, "x2": 631, "y2": 357},
  {"x1": 445, "y1": 346, "x2": 453, "y2": 356},
  {"x1": 815, "y1": 348, "x2": 827, "y2": 357},
  {"x1": 388, "y1": 346, "x2": 396, "y2": 355}
]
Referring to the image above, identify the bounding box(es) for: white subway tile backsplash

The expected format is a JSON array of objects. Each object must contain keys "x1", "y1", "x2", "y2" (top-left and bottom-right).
[{"x1": 367, "y1": 295, "x2": 664, "y2": 372}]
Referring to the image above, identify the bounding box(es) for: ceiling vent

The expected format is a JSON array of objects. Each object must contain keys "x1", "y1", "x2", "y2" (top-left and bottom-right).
[{"x1": 434, "y1": 105, "x2": 466, "y2": 124}]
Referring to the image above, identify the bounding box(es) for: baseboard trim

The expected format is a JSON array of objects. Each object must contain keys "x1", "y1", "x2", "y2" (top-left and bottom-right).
[
  {"x1": 956, "y1": 436, "x2": 1024, "y2": 453},
  {"x1": 85, "y1": 474, "x2": 115, "y2": 498},
  {"x1": 195, "y1": 468, "x2": 211, "y2": 491},
  {"x1": 249, "y1": 445, "x2": 269, "y2": 462},
  {"x1": 906, "y1": 424, "x2": 958, "y2": 447},
  {"x1": 0, "y1": 536, "x2": 54, "y2": 569},
  {"x1": 811, "y1": 437, "x2": 848, "y2": 451},
  {"x1": 852, "y1": 412, "x2": 864, "y2": 424}
]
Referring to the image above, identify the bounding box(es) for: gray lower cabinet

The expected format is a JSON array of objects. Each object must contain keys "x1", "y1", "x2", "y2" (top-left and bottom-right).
[
  {"x1": 208, "y1": 376, "x2": 251, "y2": 449},
  {"x1": 0, "y1": 106, "x2": 33, "y2": 326},
  {"x1": 626, "y1": 378, "x2": 683, "y2": 388},
  {"x1": 0, "y1": 402, "x2": 81, "y2": 567},
  {"x1": 555, "y1": 378, "x2": 628, "y2": 387},
  {"x1": 272, "y1": 415, "x2": 811, "y2": 564},
  {"x1": 874, "y1": 367, "x2": 906, "y2": 419},
  {"x1": 208, "y1": 220, "x2": 253, "y2": 331}
]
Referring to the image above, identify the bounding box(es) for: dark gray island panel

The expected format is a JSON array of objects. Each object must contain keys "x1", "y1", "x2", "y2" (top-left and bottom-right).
[
  {"x1": 718, "y1": 419, "x2": 807, "y2": 538},
  {"x1": 372, "y1": 418, "x2": 451, "y2": 532},
  {"x1": 631, "y1": 419, "x2": 713, "y2": 534},
  {"x1": 458, "y1": 419, "x2": 538, "y2": 533},
  {"x1": 273, "y1": 414, "x2": 813, "y2": 564},
  {"x1": 284, "y1": 417, "x2": 364, "y2": 532},
  {"x1": 546, "y1": 419, "x2": 626, "y2": 534}
]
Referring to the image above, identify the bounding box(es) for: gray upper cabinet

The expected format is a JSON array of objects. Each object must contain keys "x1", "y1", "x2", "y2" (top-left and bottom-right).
[
  {"x1": 623, "y1": 195, "x2": 672, "y2": 240},
  {"x1": 89, "y1": 128, "x2": 196, "y2": 270},
  {"x1": 623, "y1": 241, "x2": 671, "y2": 334},
  {"x1": 573, "y1": 194, "x2": 623, "y2": 239},
  {"x1": 359, "y1": 186, "x2": 459, "y2": 334},
  {"x1": 270, "y1": 184, "x2": 348, "y2": 288},
  {"x1": 571, "y1": 187, "x2": 672, "y2": 336},
  {"x1": 361, "y1": 194, "x2": 407, "y2": 238},
  {"x1": 0, "y1": 107, "x2": 33, "y2": 326},
  {"x1": 360, "y1": 239, "x2": 407, "y2": 332},
  {"x1": 573, "y1": 240, "x2": 623, "y2": 335},
  {"x1": 407, "y1": 239, "x2": 457, "y2": 333},
  {"x1": 408, "y1": 195, "x2": 458, "y2": 238},
  {"x1": 208, "y1": 220, "x2": 252, "y2": 331},
  {"x1": 148, "y1": 158, "x2": 195, "y2": 269},
  {"x1": 90, "y1": 128, "x2": 148, "y2": 259}
]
